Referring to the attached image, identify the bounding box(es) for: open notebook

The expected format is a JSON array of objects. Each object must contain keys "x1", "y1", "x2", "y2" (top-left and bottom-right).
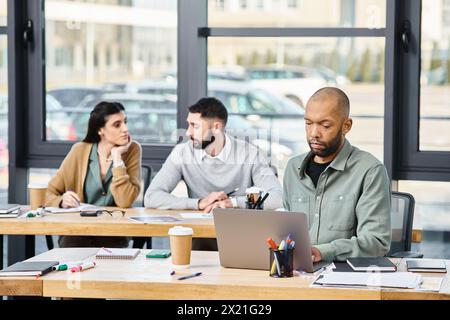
[{"x1": 95, "y1": 248, "x2": 141, "y2": 260}]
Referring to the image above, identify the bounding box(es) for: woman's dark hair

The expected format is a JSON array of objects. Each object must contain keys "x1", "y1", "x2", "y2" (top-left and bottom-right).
[{"x1": 82, "y1": 101, "x2": 125, "y2": 143}]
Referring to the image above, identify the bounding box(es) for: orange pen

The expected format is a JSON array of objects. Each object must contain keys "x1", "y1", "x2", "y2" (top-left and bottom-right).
[{"x1": 267, "y1": 237, "x2": 278, "y2": 249}]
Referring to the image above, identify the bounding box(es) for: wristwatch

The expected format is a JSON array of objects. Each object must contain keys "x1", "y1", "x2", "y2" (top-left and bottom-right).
[
  {"x1": 230, "y1": 196, "x2": 238, "y2": 208},
  {"x1": 113, "y1": 159, "x2": 125, "y2": 168}
]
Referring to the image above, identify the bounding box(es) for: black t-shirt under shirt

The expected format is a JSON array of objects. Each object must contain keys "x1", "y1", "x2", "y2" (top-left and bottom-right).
[{"x1": 305, "y1": 157, "x2": 332, "y2": 188}]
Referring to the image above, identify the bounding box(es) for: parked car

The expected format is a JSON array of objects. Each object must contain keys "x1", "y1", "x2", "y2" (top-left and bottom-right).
[
  {"x1": 70, "y1": 91, "x2": 297, "y2": 165},
  {"x1": 0, "y1": 96, "x2": 9, "y2": 195},
  {"x1": 246, "y1": 65, "x2": 328, "y2": 109},
  {"x1": 0, "y1": 94, "x2": 7, "y2": 142},
  {"x1": 47, "y1": 86, "x2": 106, "y2": 108},
  {"x1": 133, "y1": 79, "x2": 303, "y2": 115},
  {"x1": 161, "y1": 66, "x2": 249, "y2": 83},
  {"x1": 1, "y1": 93, "x2": 77, "y2": 141},
  {"x1": 70, "y1": 92, "x2": 177, "y2": 142},
  {"x1": 45, "y1": 95, "x2": 78, "y2": 141},
  {"x1": 134, "y1": 79, "x2": 307, "y2": 154}
]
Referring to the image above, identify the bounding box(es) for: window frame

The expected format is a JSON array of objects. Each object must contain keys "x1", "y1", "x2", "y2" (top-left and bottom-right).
[
  {"x1": 395, "y1": 0, "x2": 450, "y2": 181},
  {"x1": 8, "y1": 0, "x2": 450, "y2": 209},
  {"x1": 16, "y1": 0, "x2": 201, "y2": 172}
]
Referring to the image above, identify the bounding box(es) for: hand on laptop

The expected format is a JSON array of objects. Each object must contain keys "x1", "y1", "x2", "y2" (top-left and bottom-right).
[
  {"x1": 198, "y1": 191, "x2": 228, "y2": 211},
  {"x1": 203, "y1": 198, "x2": 233, "y2": 213},
  {"x1": 311, "y1": 247, "x2": 322, "y2": 262}
]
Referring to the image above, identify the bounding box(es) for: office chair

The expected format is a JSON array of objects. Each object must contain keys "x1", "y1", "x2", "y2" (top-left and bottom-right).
[
  {"x1": 388, "y1": 191, "x2": 423, "y2": 259},
  {"x1": 269, "y1": 162, "x2": 278, "y2": 178},
  {"x1": 132, "y1": 164, "x2": 153, "y2": 249}
]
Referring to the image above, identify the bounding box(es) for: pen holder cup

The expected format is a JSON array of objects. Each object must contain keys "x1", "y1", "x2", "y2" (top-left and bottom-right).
[
  {"x1": 269, "y1": 248, "x2": 294, "y2": 278},
  {"x1": 245, "y1": 201, "x2": 264, "y2": 210}
]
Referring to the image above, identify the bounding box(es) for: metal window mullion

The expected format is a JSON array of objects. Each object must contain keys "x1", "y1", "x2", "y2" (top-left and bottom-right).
[
  {"x1": 0, "y1": 26, "x2": 7, "y2": 34},
  {"x1": 384, "y1": 0, "x2": 399, "y2": 181},
  {"x1": 177, "y1": 0, "x2": 207, "y2": 129},
  {"x1": 201, "y1": 27, "x2": 386, "y2": 37}
]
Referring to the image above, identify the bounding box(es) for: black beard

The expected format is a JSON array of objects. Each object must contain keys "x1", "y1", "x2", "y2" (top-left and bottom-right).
[
  {"x1": 201, "y1": 135, "x2": 215, "y2": 149},
  {"x1": 192, "y1": 135, "x2": 216, "y2": 149},
  {"x1": 308, "y1": 132, "x2": 342, "y2": 158}
]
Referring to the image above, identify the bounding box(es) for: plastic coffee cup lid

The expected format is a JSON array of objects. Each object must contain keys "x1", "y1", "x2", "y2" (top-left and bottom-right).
[
  {"x1": 245, "y1": 187, "x2": 262, "y2": 194},
  {"x1": 28, "y1": 183, "x2": 47, "y2": 189},
  {"x1": 168, "y1": 226, "x2": 194, "y2": 236}
]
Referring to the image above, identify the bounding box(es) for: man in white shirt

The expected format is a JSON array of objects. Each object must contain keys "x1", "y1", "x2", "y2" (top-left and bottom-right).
[{"x1": 144, "y1": 97, "x2": 283, "y2": 249}]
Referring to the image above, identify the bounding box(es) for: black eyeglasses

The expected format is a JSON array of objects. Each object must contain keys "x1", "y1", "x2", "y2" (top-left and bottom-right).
[
  {"x1": 80, "y1": 210, "x2": 125, "y2": 217},
  {"x1": 100, "y1": 209, "x2": 125, "y2": 217}
]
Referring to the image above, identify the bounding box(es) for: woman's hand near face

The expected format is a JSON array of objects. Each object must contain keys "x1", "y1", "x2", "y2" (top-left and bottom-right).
[{"x1": 111, "y1": 134, "x2": 132, "y2": 161}]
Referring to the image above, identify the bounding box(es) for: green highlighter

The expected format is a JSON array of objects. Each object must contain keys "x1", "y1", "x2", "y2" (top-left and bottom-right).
[{"x1": 146, "y1": 249, "x2": 171, "y2": 259}]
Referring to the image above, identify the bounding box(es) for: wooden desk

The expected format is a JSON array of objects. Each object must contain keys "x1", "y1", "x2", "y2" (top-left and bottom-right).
[
  {"x1": 0, "y1": 278, "x2": 42, "y2": 297},
  {"x1": 11, "y1": 248, "x2": 447, "y2": 300},
  {"x1": 0, "y1": 207, "x2": 423, "y2": 242},
  {"x1": 0, "y1": 208, "x2": 215, "y2": 238}
]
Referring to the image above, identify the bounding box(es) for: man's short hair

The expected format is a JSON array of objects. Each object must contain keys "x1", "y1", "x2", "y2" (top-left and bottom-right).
[
  {"x1": 309, "y1": 87, "x2": 350, "y2": 118},
  {"x1": 188, "y1": 97, "x2": 228, "y2": 125}
]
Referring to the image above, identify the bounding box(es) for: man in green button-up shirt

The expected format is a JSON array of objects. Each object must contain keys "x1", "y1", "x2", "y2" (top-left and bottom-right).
[{"x1": 283, "y1": 87, "x2": 391, "y2": 262}]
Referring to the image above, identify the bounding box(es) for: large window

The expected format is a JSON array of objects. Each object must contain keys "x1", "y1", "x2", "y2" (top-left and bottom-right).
[
  {"x1": 44, "y1": 0, "x2": 177, "y2": 146},
  {"x1": 396, "y1": 0, "x2": 450, "y2": 181},
  {"x1": 400, "y1": 180, "x2": 450, "y2": 258},
  {"x1": 208, "y1": 0, "x2": 386, "y2": 28},
  {"x1": 207, "y1": 7, "x2": 386, "y2": 178},
  {"x1": 419, "y1": 0, "x2": 450, "y2": 151},
  {"x1": 0, "y1": 36, "x2": 6, "y2": 205},
  {"x1": 0, "y1": 0, "x2": 6, "y2": 26}
]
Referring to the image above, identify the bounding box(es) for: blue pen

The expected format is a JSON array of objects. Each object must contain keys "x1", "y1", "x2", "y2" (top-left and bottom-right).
[
  {"x1": 177, "y1": 272, "x2": 202, "y2": 280},
  {"x1": 289, "y1": 240, "x2": 296, "y2": 249}
]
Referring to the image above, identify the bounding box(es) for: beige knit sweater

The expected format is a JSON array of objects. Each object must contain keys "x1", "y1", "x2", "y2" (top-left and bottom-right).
[{"x1": 46, "y1": 141, "x2": 141, "y2": 208}]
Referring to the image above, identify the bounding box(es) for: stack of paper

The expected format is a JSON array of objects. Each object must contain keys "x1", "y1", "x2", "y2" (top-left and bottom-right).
[
  {"x1": 180, "y1": 213, "x2": 213, "y2": 219},
  {"x1": 313, "y1": 272, "x2": 422, "y2": 289},
  {"x1": 45, "y1": 204, "x2": 103, "y2": 213}
]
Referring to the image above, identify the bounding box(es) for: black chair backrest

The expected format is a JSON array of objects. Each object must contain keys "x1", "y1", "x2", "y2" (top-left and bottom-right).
[
  {"x1": 134, "y1": 164, "x2": 152, "y2": 207},
  {"x1": 141, "y1": 165, "x2": 152, "y2": 194},
  {"x1": 388, "y1": 191, "x2": 415, "y2": 255}
]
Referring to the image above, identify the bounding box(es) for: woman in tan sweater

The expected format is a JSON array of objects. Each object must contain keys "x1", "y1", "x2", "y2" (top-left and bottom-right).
[{"x1": 46, "y1": 101, "x2": 141, "y2": 248}]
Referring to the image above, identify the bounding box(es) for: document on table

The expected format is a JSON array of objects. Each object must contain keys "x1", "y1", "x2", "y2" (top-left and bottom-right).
[
  {"x1": 129, "y1": 216, "x2": 181, "y2": 223},
  {"x1": 416, "y1": 277, "x2": 444, "y2": 292},
  {"x1": 44, "y1": 204, "x2": 103, "y2": 213},
  {"x1": 179, "y1": 213, "x2": 213, "y2": 219},
  {"x1": 312, "y1": 272, "x2": 422, "y2": 289}
]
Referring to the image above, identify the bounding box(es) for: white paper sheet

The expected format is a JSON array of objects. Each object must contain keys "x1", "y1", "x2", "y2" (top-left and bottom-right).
[
  {"x1": 179, "y1": 213, "x2": 213, "y2": 219},
  {"x1": 313, "y1": 272, "x2": 422, "y2": 289}
]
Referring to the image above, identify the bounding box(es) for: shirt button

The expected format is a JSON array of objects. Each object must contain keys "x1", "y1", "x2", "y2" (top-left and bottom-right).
[
  {"x1": 316, "y1": 196, "x2": 321, "y2": 200},
  {"x1": 315, "y1": 214, "x2": 319, "y2": 218},
  {"x1": 101, "y1": 192, "x2": 106, "y2": 196},
  {"x1": 298, "y1": 198, "x2": 302, "y2": 202},
  {"x1": 339, "y1": 196, "x2": 343, "y2": 200}
]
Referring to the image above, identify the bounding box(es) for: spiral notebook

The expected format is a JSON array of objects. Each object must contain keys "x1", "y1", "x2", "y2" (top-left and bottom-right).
[{"x1": 95, "y1": 248, "x2": 141, "y2": 260}]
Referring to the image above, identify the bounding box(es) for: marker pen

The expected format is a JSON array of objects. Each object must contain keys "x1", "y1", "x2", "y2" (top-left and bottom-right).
[
  {"x1": 70, "y1": 261, "x2": 96, "y2": 273},
  {"x1": 177, "y1": 272, "x2": 202, "y2": 280},
  {"x1": 267, "y1": 237, "x2": 278, "y2": 249},
  {"x1": 52, "y1": 261, "x2": 84, "y2": 271}
]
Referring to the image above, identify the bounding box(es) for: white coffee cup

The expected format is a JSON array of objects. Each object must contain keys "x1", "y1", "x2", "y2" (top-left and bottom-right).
[{"x1": 168, "y1": 226, "x2": 194, "y2": 268}]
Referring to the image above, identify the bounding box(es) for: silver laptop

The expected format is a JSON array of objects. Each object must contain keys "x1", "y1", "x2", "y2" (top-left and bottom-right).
[{"x1": 213, "y1": 208, "x2": 330, "y2": 273}]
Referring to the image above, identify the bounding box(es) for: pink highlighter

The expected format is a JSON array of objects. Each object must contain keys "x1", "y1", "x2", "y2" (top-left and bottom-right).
[{"x1": 70, "y1": 261, "x2": 96, "y2": 273}]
